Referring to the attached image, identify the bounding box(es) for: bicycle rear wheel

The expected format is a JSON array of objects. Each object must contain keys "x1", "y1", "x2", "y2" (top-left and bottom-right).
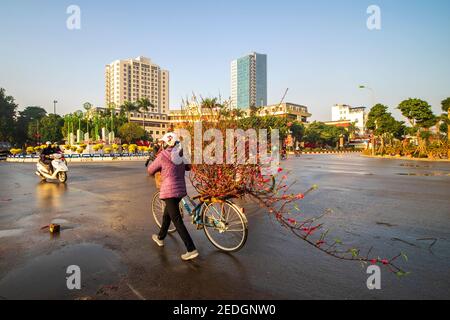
[
  {"x1": 202, "y1": 200, "x2": 248, "y2": 252},
  {"x1": 151, "y1": 192, "x2": 176, "y2": 233}
]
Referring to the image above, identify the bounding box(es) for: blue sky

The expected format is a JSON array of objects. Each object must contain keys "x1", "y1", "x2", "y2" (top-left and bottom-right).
[{"x1": 1, "y1": 0, "x2": 449, "y2": 121}]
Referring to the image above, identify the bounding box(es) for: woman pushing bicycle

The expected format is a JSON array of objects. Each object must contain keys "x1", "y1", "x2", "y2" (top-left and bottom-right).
[{"x1": 147, "y1": 132, "x2": 199, "y2": 261}]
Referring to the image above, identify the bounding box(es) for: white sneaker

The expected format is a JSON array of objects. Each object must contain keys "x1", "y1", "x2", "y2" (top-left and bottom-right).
[
  {"x1": 152, "y1": 234, "x2": 164, "y2": 247},
  {"x1": 181, "y1": 250, "x2": 199, "y2": 261}
]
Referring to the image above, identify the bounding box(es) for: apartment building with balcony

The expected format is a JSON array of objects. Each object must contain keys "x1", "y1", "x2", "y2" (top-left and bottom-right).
[{"x1": 104, "y1": 56, "x2": 169, "y2": 139}]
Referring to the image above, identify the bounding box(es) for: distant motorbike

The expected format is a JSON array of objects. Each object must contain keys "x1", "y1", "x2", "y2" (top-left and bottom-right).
[{"x1": 35, "y1": 153, "x2": 68, "y2": 183}]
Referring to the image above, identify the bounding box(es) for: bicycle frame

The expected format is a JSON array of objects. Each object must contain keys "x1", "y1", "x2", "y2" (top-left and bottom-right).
[{"x1": 181, "y1": 196, "x2": 227, "y2": 229}]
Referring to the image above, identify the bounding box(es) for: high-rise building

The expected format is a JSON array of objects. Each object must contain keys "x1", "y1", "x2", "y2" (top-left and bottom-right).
[
  {"x1": 105, "y1": 56, "x2": 169, "y2": 114},
  {"x1": 104, "y1": 56, "x2": 170, "y2": 139},
  {"x1": 230, "y1": 52, "x2": 267, "y2": 109}
]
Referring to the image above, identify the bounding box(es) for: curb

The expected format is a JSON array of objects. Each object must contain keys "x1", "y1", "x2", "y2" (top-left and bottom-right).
[
  {"x1": 361, "y1": 154, "x2": 450, "y2": 162},
  {"x1": 299, "y1": 151, "x2": 362, "y2": 155},
  {"x1": 6, "y1": 155, "x2": 148, "y2": 163}
]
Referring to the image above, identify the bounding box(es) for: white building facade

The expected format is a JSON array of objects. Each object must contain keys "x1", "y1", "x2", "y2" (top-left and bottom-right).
[
  {"x1": 105, "y1": 56, "x2": 169, "y2": 114},
  {"x1": 331, "y1": 104, "x2": 367, "y2": 133}
]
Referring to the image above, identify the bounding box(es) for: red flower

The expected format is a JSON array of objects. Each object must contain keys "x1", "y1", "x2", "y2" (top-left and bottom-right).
[
  {"x1": 296, "y1": 193, "x2": 305, "y2": 199},
  {"x1": 316, "y1": 240, "x2": 325, "y2": 247},
  {"x1": 277, "y1": 167, "x2": 283, "y2": 173},
  {"x1": 288, "y1": 218, "x2": 296, "y2": 224},
  {"x1": 370, "y1": 259, "x2": 378, "y2": 264},
  {"x1": 381, "y1": 259, "x2": 389, "y2": 265}
]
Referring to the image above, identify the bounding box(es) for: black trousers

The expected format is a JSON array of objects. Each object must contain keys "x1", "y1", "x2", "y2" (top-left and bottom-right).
[{"x1": 158, "y1": 198, "x2": 196, "y2": 252}]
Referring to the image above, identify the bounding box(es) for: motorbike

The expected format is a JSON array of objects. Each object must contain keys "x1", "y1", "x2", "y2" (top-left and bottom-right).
[{"x1": 35, "y1": 153, "x2": 68, "y2": 183}]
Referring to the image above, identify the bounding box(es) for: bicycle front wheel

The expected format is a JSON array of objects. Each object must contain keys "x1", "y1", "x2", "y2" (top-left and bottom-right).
[
  {"x1": 151, "y1": 192, "x2": 176, "y2": 233},
  {"x1": 202, "y1": 200, "x2": 248, "y2": 252}
]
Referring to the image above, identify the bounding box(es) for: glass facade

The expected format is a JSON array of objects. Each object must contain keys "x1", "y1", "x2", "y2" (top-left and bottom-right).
[
  {"x1": 255, "y1": 53, "x2": 267, "y2": 108},
  {"x1": 233, "y1": 52, "x2": 267, "y2": 109},
  {"x1": 236, "y1": 56, "x2": 251, "y2": 109}
]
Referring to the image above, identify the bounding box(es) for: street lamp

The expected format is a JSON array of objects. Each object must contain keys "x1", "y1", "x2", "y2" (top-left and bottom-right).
[
  {"x1": 359, "y1": 85, "x2": 375, "y2": 155},
  {"x1": 53, "y1": 100, "x2": 58, "y2": 115},
  {"x1": 358, "y1": 85, "x2": 375, "y2": 107}
]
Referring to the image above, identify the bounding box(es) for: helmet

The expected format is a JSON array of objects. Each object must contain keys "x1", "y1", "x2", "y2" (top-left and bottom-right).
[{"x1": 159, "y1": 132, "x2": 179, "y2": 147}]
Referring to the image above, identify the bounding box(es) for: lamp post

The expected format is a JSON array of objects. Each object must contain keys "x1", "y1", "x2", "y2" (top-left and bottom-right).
[
  {"x1": 358, "y1": 85, "x2": 375, "y2": 107},
  {"x1": 359, "y1": 85, "x2": 376, "y2": 155},
  {"x1": 53, "y1": 100, "x2": 58, "y2": 115}
]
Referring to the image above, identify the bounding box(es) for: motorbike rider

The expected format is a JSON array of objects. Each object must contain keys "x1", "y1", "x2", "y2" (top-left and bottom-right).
[
  {"x1": 53, "y1": 142, "x2": 61, "y2": 153},
  {"x1": 40, "y1": 141, "x2": 55, "y2": 173}
]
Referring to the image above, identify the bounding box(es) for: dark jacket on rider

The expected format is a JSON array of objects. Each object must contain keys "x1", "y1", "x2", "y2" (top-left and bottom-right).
[{"x1": 40, "y1": 146, "x2": 55, "y2": 165}]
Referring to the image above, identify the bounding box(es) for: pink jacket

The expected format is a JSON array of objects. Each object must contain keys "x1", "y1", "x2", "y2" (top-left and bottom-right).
[{"x1": 147, "y1": 147, "x2": 190, "y2": 199}]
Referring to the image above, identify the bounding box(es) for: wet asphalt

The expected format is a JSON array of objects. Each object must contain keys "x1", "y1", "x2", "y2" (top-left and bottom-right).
[{"x1": 0, "y1": 154, "x2": 449, "y2": 300}]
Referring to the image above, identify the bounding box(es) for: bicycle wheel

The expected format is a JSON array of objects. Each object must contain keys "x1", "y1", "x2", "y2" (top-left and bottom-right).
[
  {"x1": 151, "y1": 192, "x2": 176, "y2": 233},
  {"x1": 202, "y1": 200, "x2": 248, "y2": 252}
]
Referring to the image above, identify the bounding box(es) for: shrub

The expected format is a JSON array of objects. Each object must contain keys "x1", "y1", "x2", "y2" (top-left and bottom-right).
[
  {"x1": 26, "y1": 147, "x2": 35, "y2": 154},
  {"x1": 10, "y1": 148, "x2": 22, "y2": 155},
  {"x1": 128, "y1": 144, "x2": 137, "y2": 153},
  {"x1": 104, "y1": 147, "x2": 112, "y2": 154}
]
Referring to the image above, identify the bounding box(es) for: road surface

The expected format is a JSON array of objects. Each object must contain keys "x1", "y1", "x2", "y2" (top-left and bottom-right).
[{"x1": 0, "y1": 154, "x2": 449, "y2": 299}]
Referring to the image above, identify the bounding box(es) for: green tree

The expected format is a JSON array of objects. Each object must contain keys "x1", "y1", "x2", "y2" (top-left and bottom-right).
[
  {"x1": 289, "y1": 121, "x2": 305, "y2": 147},
  {"x1": 0, "y1": 88, "x2": 18, "y2": 144},
  {"x1": 304, "y1": 122, "x2": 346, "y2": 148},
  {"x1": 398, "y1": 98, "x2": 435, "y2": 156},
  {"x1": 118, "y1": 122, "x2": 145, "y2": 143},
  {"x1": 39, "y1": 114, "x2": 64, "y2": 143},
  {"x1": 367, "y1": 104, "x2": 405, "y2": 154},
  {"x1": 15, "y1": 106, "x2": 47, "y2": 145},
  {"x1": 442, "y1": 97, "x2": 450, "y2": 138}
]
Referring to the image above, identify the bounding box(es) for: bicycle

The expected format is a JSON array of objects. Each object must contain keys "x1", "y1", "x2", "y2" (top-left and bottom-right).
[{"x1": 152, "y1": 193, "x2": 248, "y2": 252}]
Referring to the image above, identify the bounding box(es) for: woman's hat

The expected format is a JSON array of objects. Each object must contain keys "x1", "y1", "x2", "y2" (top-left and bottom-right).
[{"x1": 159, "y1": 132, "x2": 179, "y2": 147}]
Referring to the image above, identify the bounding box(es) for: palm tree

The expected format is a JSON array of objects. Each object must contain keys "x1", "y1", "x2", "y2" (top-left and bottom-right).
[
  {"x1": 120, "y1": 101, "x2": 137, "y2": 123},
  {"x1": 347, "y1": 122, "x2": 360, "y2": 140},
  {"x1": 136, "y1": 98, "x2": 154, "y2": 132},
  {"x1": 107, "y1": 102, "x2": 116, "y2": 132},
  {"x1": 249, "y1": 104, "x2": 262, "y2": 117}
]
